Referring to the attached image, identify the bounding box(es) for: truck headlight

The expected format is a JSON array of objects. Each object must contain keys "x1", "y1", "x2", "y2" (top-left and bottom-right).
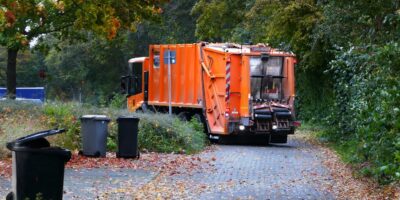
[
  {"x1": 272, "y1": 125, "x2": 278, "y2": 130},
  {"x1": 239, "y1": 125, "x2": 245, "y2": 131}
]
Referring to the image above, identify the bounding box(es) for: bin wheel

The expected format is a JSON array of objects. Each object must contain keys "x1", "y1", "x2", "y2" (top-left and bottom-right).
[
  {"x1": 78, "y1": 150, "x2": 83, "y2": 155},
  {"x1": 137, "y1": 151, "x2": 140, "y2": 159},
  {"x1": 6, "y1": 192, "x2": 13, "y2": 200},
  {"x1": 94, "y1": 151, "x2": 101, "y2": 157}
]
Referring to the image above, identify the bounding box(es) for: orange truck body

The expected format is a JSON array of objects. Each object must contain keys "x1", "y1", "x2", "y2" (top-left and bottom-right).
[{"x1": 121, "y1": 43, "x2": 298, "y2": 142}]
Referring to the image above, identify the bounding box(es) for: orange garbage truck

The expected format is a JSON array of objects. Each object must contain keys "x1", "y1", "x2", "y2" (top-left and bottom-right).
[{"x1": 121, "y1": 43, "x2": 299, "y2": 143}]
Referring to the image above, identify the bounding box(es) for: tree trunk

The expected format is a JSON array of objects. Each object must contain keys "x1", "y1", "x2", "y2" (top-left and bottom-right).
[{"x1": 6, "y1": 48, "x2": 18, "y2": 99}]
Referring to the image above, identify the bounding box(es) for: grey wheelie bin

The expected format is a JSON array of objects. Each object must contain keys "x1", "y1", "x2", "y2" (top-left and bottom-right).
[
  {"x1": 116, "y1": 116, "x2": 140, "y2": 158},
  {"x1": 6, "y1": 129, "x2": 71, "y2": 200},
  {"x1": 80, "y1": 115, "x2": 110, "y2": 157}
]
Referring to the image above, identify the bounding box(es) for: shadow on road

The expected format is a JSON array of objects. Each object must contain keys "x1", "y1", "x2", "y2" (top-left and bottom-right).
[{"x1": 217, "y1": 134, "x2": 293, "y2": 148}]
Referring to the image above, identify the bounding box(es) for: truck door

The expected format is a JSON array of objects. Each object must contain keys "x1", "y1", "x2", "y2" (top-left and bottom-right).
[{"x1": 121, "y1": 61, "x2": 144, "y2": 111}]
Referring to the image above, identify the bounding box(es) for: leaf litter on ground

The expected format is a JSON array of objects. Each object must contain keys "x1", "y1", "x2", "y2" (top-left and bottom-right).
[{"x1": 295, "y1": 129, "x2": 400, "y2": 200}]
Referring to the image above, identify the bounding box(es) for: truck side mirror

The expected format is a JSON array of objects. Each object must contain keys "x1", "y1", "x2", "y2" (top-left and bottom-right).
[{"x1": 120, "y1": 76, "x2": 130, "y2": 94}]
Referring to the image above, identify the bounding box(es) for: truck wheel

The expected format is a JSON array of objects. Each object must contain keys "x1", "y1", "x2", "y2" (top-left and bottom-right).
[
  {"x1": 270, "y1": 134, "x2": 288, "y2": 143},
  {"x1": 177, "y1": 112, "x2": 188, "y2": 121},
  {"x1": 6, "y1": 192, "x2": 13, "y2": 200},
  {"x1": 208, "y1": 134, "x2": 220, "y2": 144},
  {"x1": 141, "y1": 104, "x2": 148, "y2": 112},
  {"x1": 192, "y1": 113, "x2": 202, "y2": 122}
]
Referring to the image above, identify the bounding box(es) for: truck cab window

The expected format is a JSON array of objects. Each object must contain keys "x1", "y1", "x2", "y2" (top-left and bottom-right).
[{"x1": 250, "y1": 56, "x2": 284, "y2": 101}]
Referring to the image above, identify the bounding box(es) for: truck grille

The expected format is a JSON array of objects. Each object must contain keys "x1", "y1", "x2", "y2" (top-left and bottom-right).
[
  {"x1": 277, "y1": 119, "x2": 289, "y2": 129},
  {"x1": 256, "y1": 121, "x2": 270, "y2": 131}
]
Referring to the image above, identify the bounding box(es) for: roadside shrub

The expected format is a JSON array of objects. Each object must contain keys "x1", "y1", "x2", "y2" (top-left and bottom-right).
[
  {"x1": 326, "y1": 42, "x2": 400, "y2": 183},
  {"x1": 109, "y1": 92, "x2": 127, "y2": 109},
  {"x1": 0, "y1": 100, "x2": 207, "y2": 158},
  {"x1": 136, "y1": 113, "x2": 207, "y2": 154},
  {"x1": 42, "y1": 102, "x2": 85, "y2": 150},
  {"x1": 0, "y1": 101, "x2": 46, "y2": 158}
]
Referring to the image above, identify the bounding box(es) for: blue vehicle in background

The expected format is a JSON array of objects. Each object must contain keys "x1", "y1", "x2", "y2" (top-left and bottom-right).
[{"x1": 0, "y1": 87, "x2": 45, "y2": 103}]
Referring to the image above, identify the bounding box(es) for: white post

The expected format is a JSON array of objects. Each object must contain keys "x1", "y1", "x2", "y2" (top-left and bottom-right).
[{"x1": 168, "y1": 50, "x2": 172, "y2": 115}]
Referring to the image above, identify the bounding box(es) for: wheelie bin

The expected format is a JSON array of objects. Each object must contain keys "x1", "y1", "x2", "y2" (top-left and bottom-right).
[
  {"x1": 80, "y1": 115, "x2": 110, "y2": 157},
  {"x1": 116, "y1": 116, "x2": 140, "y2": 158},
  {"x1": 6, "y1": 129, "x2": 71, "y2": 200}
]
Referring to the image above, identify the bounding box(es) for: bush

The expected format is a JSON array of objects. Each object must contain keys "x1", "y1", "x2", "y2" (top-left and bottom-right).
[
  {"x1": 136, "y1": 113, "x2": 207, "y2": 154},
  {"x1": 0, "y1": 101, "x2": 207, "y2": 158},
  {"x1": 0, "y1": 101, "x2": 47, "y2": 158},
  {"x1": 42, "y1": 102, "x2": 85, "y2": 150},
  {"x1": 324, "y1": 42, "x2": 400, "y2": 183}
]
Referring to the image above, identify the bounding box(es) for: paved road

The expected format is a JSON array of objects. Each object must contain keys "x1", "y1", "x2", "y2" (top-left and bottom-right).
[
  {"x1": 0, "y1": 136, "x2": 336, "y2": 199},
  {"x1": 137, "y1": 137, "x2": 335, "y2": 199}
]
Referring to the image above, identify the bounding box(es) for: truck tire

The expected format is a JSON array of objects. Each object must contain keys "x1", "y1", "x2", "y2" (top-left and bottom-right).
[
  {"x1": 141, "y1": 103, "x2": 148, "y2": 112},
  {"x1": 177, "y1": 112, "x2": 188, "y2": 121},
  {"x1": 208, "y1": 134, "x2": 220, "y2": 144},
  {"x1": 192, "y1": 113, "x2": 202, "y2": 122},
  {"x1": 6, "y1": 192, "x2": 13, "y2": 200}
]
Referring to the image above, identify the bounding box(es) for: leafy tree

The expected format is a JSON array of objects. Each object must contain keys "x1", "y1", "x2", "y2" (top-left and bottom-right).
[
  {"x1": 0, "y1": 46, "x2": 39, "y2": 88},
  {"x1": 318, "y1": 0, "x2": 400, "y2": 46},
  {"x1": 191, "y1": 0, "x2": 251, "y2": 42},
  {"x1": 0, "y1": 0, "x2": 164, "y2": 99},
  {"x1": 129, "y1": 0, "x2": 198, "y2": 57}
]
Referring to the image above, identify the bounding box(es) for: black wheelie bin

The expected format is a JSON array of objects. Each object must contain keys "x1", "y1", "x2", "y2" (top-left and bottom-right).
[
  {"x1": 6, "y1": 129, "x2": 71, "y2": 200},
  {"x1": 116, "y1": 116, "x2": 140, "y2": 158}
]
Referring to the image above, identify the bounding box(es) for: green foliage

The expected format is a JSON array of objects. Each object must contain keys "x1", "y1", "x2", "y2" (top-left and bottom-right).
[
  {"x1": 326, "y1": 43, "x2": 400, "y2": 183},
  {"x1": 1, "y1": 0, "x2": 166, "y2": 100},
  {"x1": 0, "y1": 0, "x2": 165, "y2": 49},
  {"x1": 192, "y1": 0, "x2": 250, "y2": 42},
  {"x1": 107, "y1": 120, "x2": 118, "y2": 151},
  {"x1": 38, "y1": 34, "x2": 127, "y2": 103},
  {"x1": 0, "y1": 101, "x2": 207, "y2": 157},
  {"x1": 6, "y1": 0, "x2": 197, "y2": 103},
  {"x1": 109, "y1": 93, "x2": 127, "y2": 109},
  {"x1": 137, "y1": 113, "x2": 207, "y2": 154},
  {"x1": 42, "y1": 102, "x2": 84, "y2": 150}
]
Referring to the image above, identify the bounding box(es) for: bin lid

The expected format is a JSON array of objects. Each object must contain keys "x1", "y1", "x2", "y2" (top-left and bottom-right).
[
  {"x1": 117, "y1": 116, "x2": 140, "y2": 121},
  {"x1": 6, "y1": 129, "x2": 65, "y2": 151},
  {"x1": 80, "y1": 115, "x2": 110, "y2": 121}
]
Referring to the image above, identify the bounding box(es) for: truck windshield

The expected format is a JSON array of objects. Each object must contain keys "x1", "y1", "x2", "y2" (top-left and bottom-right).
[{"x1": 250, "y1": 56, "x2": 284, "y2": 101}]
